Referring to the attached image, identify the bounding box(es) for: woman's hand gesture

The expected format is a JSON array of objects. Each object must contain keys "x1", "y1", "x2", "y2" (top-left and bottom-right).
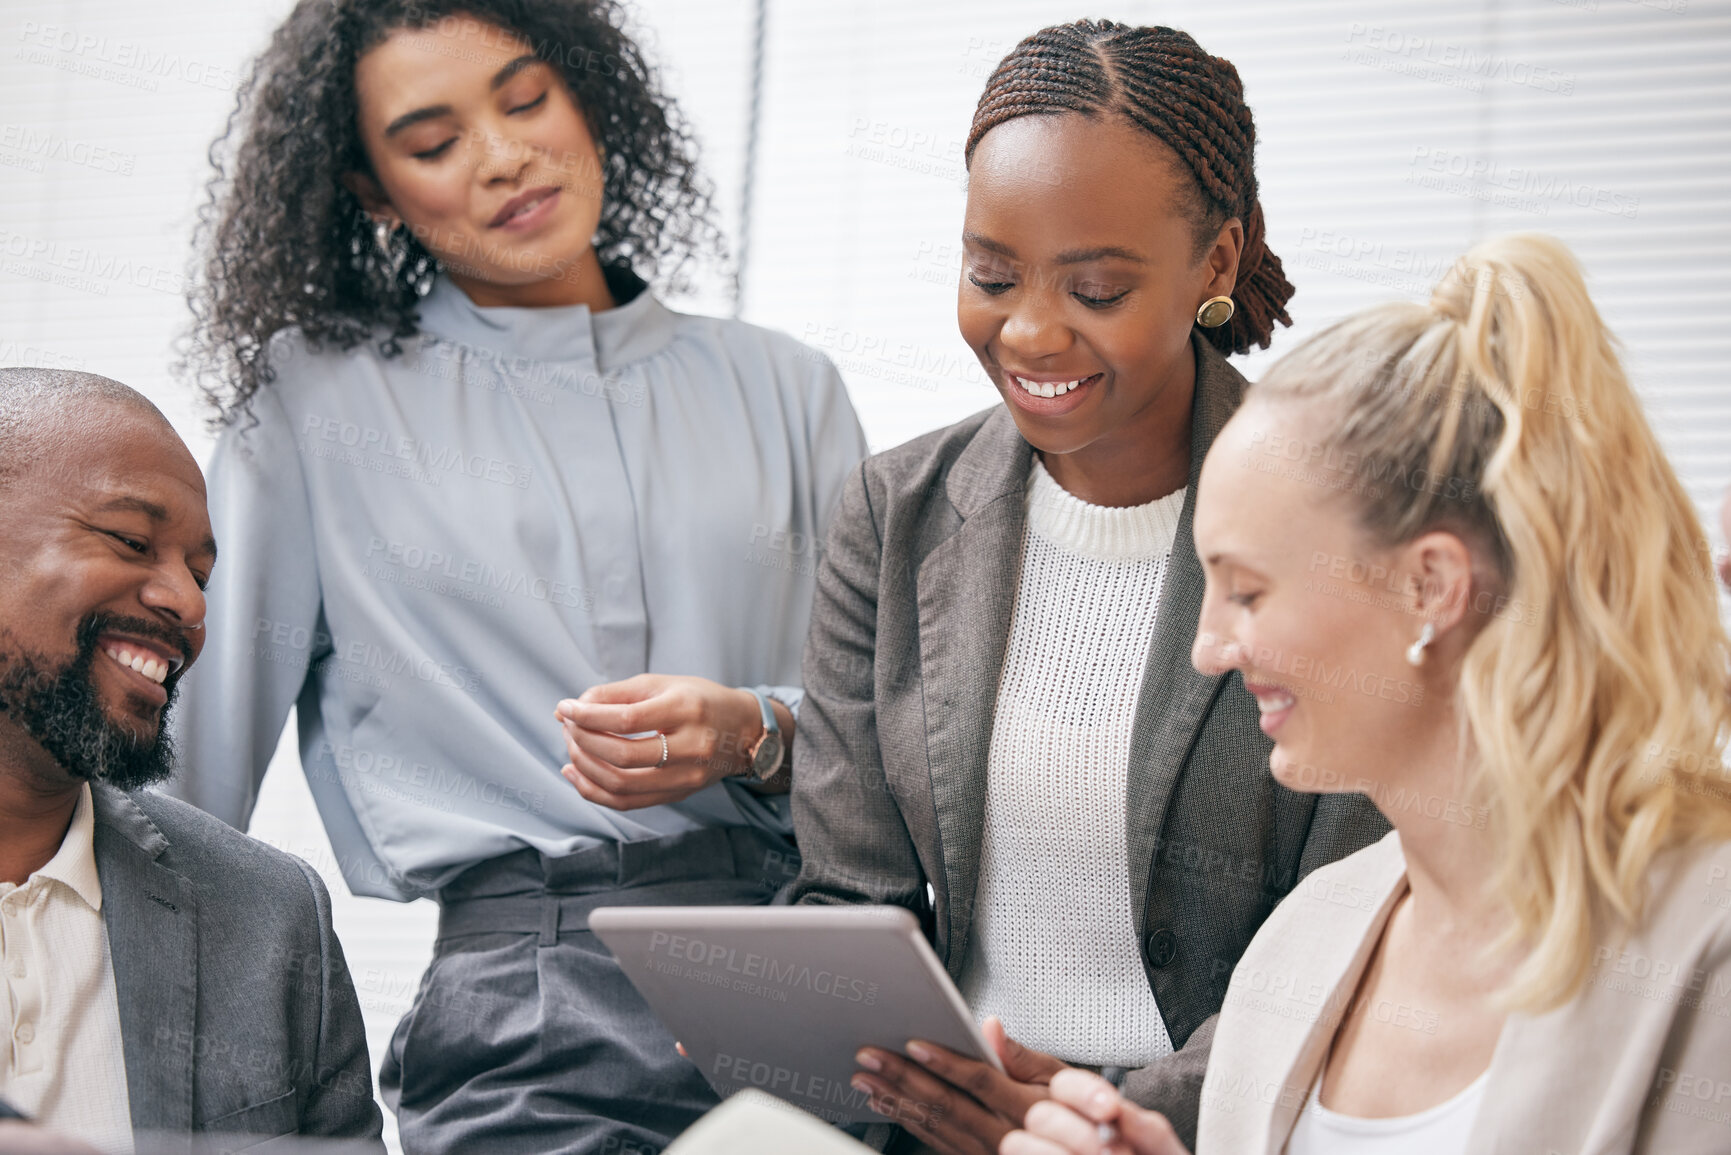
[{"x1": 555, "y1": 674, "x2": 789, "y2": 809}]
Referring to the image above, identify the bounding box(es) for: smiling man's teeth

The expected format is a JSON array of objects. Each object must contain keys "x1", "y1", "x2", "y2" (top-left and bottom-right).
[
  {"x1": 103, "y1": 645, "x2": 168, "y2": 686},
  {"x1": 1013, "y1": 375, "x2": 1089, "y2": 398}
]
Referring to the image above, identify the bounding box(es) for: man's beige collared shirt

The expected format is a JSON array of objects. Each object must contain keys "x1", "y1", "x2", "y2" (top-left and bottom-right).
[{"x1": 0, "y1": 783, "x2": 133, "y2": 1153}]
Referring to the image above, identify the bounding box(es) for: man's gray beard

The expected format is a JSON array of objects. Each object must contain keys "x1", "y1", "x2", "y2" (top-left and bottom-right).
[{"x1": 0, "y1": 615, "x2": 178, "y2": 792}]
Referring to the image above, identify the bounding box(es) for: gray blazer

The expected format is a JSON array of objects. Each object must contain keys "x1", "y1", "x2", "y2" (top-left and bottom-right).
[
  {"x1": 92, "y1": 783, "x2": 384, "y2": 1150},
  {"x1": 787, "y1": 333, "x2": 1388, "y2": 1146}
]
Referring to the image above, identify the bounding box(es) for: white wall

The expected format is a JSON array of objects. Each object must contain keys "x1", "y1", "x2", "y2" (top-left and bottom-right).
[{"x1": 3, "y1": 0, "x2": 1729, "y2": 1143}]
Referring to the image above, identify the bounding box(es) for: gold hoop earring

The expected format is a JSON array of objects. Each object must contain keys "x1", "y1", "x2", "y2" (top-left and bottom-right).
[{"x1": 1196, "y1": 295, "x2": 1235, "y2": 328}]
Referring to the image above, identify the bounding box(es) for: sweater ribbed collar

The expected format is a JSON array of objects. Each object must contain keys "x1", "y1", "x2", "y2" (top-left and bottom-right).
[{"x1": 1025, "y1": 458, "x2": 1185, "y2": 562}]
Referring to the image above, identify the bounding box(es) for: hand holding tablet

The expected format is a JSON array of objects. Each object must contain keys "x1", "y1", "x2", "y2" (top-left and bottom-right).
[{"x1": 850, "y1": 1015, "x2": 1070, "y2": 1152}]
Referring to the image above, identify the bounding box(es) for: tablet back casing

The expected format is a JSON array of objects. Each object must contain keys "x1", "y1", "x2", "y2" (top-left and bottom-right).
[{"x1": 591, "y1": 905, "x2": 996, "y2": 1125}]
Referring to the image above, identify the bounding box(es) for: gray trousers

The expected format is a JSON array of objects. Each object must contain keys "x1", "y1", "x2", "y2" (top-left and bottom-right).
[{"x1": 380, "y1": 826, "x2": 799, "y2": 1154}]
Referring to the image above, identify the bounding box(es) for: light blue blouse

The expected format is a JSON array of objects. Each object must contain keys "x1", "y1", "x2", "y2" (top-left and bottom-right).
[{"x1": 168, "y1": 274, "x2": 868, "y2": 900}]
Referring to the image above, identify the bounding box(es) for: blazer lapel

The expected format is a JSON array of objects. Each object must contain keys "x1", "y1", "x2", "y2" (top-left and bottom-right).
[
  {"x1": 92, "y1": 784, "x2": 199, "y2": 1136},
  {"x1": 1200, "y1": 835, "x2": 1408, "y2": 1155},
  {"x1": 917, "y1": 407, "x2": 1033, "y2": 973},
  {"x1": 1268, "y1": 885, "x2": 1408, "y2": 1151},
  {"x1": 1125, "y1": 334, "x2": 1251, "y2": 936}
]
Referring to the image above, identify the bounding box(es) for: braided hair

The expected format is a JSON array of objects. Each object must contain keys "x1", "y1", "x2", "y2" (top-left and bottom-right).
[{"x1": 967, "y1": 21, "x2": 1293, "y2": 356}]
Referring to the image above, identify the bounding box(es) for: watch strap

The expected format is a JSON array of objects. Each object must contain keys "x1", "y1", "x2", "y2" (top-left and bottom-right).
[
  {"x1": 749, "y1": 688, "x2": 779, "y2": 740},
  {"x1": 742, "y1": 688, "x2": 783, "y2": 780}
]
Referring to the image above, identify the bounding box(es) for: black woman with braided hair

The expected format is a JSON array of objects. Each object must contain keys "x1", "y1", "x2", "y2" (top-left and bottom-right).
[
  {"x1": 785, "y1": 21, "x2": 1386, "y2": 1154},
  {"x1": 168, "y1": 0, "x2": 867, "y2": 1151}
]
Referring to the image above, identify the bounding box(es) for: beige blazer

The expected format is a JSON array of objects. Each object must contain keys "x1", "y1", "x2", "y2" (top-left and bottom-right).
[{"x1": 1198, "y1": 830, "x2": 1731, "y2": 1154}]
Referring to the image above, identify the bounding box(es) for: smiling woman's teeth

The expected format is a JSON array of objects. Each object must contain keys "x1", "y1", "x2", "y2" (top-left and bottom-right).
[
  {"x1": 1254, "y1": 690, "x2": 1297, "y2": 714},
  {"x1": 1013, "y1": 375, "x2": 1089, "y2": 399},
  {"x1": 508, "y1": 192, "x2": 550, "y2": 221},
  {"x1": 103, "y1": 645, "x2": 168, "y2": 686}
]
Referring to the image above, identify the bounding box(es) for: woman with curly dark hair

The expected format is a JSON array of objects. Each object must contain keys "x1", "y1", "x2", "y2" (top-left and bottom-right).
[{"x1": 167, "y1": 1, "x2": 866, "y2": 1150}]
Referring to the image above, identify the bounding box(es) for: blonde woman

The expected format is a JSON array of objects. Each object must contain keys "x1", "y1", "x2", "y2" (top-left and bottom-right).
[{"x1": 1004, "y1": 234, "x2": 1731, "y2": 1154}]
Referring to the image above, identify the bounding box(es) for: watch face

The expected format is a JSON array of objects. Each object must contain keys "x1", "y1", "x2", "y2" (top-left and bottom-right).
[{"x1": 752, "y1": 733, "x2": 784, "y2": 778}]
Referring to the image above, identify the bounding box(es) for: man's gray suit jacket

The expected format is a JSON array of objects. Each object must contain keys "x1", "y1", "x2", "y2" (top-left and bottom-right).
[
  {"x1": 787, "y1": 332, "x2": 1390, "y2": 1147},
  {"x1": 91, "y1": 782, "x2": 384, "y2": 1149}
]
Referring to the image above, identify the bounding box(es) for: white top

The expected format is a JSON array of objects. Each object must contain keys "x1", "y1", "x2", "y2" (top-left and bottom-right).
[
  {"x1": 958, "y1": 459, "x2": 1186, "y2": 1066},
  {"x1": 0, "y1": 784, "x2": 133, "y2": 1153},
  {"x1": 1285, "y1": 1068, "x2": 1488, "y2": 1155}
]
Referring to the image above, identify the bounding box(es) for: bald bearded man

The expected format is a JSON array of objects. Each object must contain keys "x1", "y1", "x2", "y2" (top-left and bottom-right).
[{"x1": 0, "y1": 369, "x2": 382, "y2": 1152}]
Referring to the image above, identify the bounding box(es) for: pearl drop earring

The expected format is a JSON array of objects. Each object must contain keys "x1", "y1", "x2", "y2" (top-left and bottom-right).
[{"x1": 1405, "y1": 621, "x2": 1436, "y2": 667}]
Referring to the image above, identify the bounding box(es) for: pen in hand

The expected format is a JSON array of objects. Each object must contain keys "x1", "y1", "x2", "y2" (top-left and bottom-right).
[{"x1": 1096, "y1": 1066, "x2": 1125, "y2": 1147}]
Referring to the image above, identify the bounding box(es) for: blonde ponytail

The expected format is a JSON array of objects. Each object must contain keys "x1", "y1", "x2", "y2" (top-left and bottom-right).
[{"x1": 1253, "y1": 234, "x2": 1731, "y2": 1010}]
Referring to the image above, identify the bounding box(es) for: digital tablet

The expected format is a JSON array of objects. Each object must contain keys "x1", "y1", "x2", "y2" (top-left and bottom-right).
[{"x1": 590, "y1": 905, "x2": 1000, "y2": 1125}]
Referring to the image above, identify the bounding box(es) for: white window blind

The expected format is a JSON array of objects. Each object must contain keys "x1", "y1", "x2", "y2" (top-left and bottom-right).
[{"x1": 732, "y1": 0, "x2": 1731, "y2": 531}]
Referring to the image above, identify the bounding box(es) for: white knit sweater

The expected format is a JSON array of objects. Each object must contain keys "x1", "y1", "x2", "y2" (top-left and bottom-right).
[{"x1": 958, "y1": 458, "x2": 1185, "y2": 1067}]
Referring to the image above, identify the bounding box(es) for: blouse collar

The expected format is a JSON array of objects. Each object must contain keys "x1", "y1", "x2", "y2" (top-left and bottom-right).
[{"x1": 414, "y1": 263, "x2": 677, "y2": 371}]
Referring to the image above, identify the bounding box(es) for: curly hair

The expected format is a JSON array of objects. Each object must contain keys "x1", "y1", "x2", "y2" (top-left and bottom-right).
[
  {"x1": 181, "y1": 0, "x2": 722, "y2": 425},
  {"x1": 966, "y1": 21, "x2": 1293, "y2": 356}
]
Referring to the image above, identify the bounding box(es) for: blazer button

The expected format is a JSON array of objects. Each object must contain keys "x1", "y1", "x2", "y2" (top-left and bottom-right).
[{"x1": 1146, "y1": 927, "x2": 1178, "y2": 969}]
